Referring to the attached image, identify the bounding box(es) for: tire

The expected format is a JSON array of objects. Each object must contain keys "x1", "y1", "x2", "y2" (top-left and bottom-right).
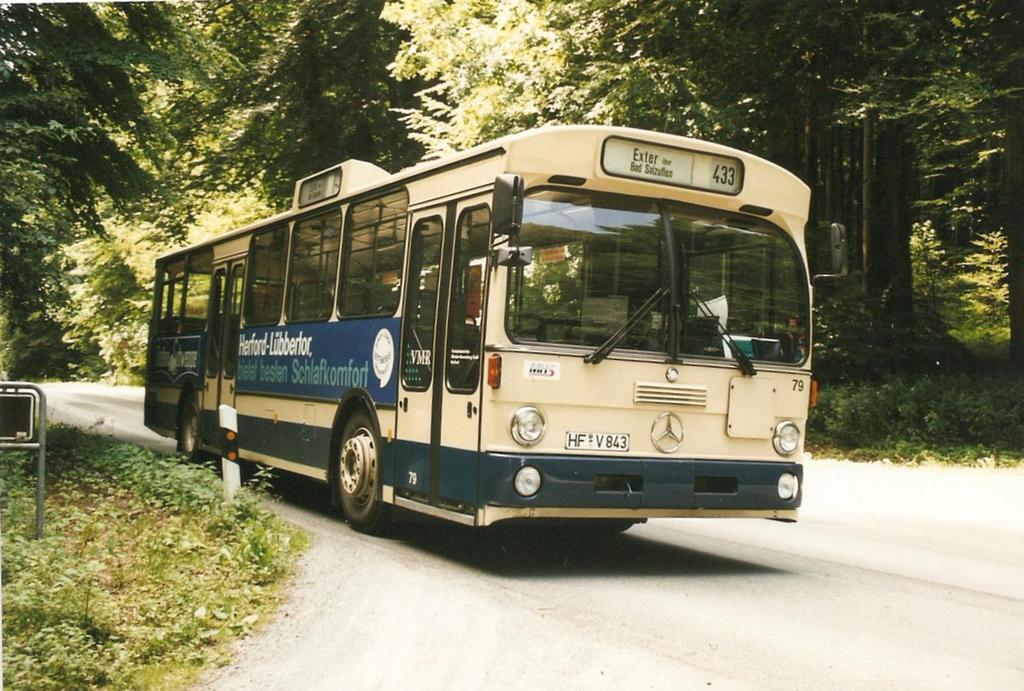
[
  {"x1": 335, "y1": 411, "x2": 389, "y2": 534},
  {"x1": 177, "y1": 396, "x2": 201, "y2": 460}
]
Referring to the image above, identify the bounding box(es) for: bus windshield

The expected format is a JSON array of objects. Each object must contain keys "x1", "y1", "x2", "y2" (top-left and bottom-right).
[{"x1": 507, "y1": 189, "x2": 809, "y2": 364}]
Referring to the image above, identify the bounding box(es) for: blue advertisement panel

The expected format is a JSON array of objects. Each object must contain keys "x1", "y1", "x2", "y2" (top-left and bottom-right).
[
  {"x1": 149, "y1": 334, "x2": 204, "y2": 386},
  {"x1": 236, "y1": 318, "x2": 400, "y2": 405}
]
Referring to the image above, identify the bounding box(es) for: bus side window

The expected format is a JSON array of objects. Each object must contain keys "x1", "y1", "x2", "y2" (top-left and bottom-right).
[
  {"x1": 287, "y1": 208, "x2": 341, "y2": 322},
  {"x1": 339, "y1": 188, "x2": 408, "y2": 317},
  {"x1": 157, "y1": 258, "x2": 187, "y2": 335},
  {"x1": 224, "y1": 263, "x2": 245, "y2": 378},
  {"x1": 446, "y1": 206, "x2": 490, "y2": 393},
  {"x1": 401, "y1": 217, "x2": 443, "y2": 391},
  {"x1": 182, "y1": 249, "x2": 213, "y2": 334},
  {"x1": 245, "y1": 226, "x2": 288, "y2": 326},
  {"x1": 206, "y1": 269, "x2": 226, "y2": 376}
]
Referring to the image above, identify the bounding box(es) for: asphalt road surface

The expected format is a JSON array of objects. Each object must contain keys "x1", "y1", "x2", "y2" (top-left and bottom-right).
[{"x1": 42, "y1": 383, "x2": 1024, "y2": 690}]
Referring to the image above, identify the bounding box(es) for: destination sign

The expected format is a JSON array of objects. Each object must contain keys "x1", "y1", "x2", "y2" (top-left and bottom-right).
[
  {"x1": 602, "y1": 137, "x2": 744, "y2": 195},
  {"x1": 297, "y1": 166, "x2": 342, "y2": 207}
]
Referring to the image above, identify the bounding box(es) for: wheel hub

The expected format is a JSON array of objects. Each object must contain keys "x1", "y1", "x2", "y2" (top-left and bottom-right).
[{"x1": 340, "y1": 431, "x2": 376, "y2": 500}]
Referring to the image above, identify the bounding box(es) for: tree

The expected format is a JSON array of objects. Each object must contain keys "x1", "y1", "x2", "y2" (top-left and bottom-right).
[
  {"x1": 384, "y1": 0, "x2": 1015, "y2": 376},
  {"x1": 179, "y1": 0, "x2": 423, "y2": 203},
  {"x1": 1, "y1": 0, "x2": 1016, "y2": 381},
  {"x1": 0, "y1": 4, "x2": 174, "y2": 378},
  {"x1": 988, "y1": 0, "x2": 1024, "y2": 367},
  {"x1": 383, "y1": 0, "x2": 570, "y2": 154}
]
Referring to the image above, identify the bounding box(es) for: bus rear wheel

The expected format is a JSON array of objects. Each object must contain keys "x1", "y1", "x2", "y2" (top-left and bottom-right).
[
  {"x1": 336, "y1": 411, "x2": 389, "y2": 534},
  {"x1": 177, "y1": 396, "x2": 201, "y2": 460}
]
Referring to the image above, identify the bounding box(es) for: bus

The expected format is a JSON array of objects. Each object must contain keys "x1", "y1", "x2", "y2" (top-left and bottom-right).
[{"x1": 144, "y1": 125, "x2": 845, "y2": 533}]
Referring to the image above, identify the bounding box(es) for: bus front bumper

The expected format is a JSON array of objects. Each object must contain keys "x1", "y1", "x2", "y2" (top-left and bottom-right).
[{"x1": 476, "y1": 452, "x2": 802, "y2": 527}]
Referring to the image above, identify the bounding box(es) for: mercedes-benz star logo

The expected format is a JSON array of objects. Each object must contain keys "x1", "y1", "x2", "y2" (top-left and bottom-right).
[{"x1": 650, "y1": 412, "x2": 684, "y2": 453}]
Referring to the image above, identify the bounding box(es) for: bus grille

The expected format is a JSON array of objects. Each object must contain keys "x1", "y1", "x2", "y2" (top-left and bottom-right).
[{"x1": 634, "y1": 382, "x2": 708, "y2": 407}]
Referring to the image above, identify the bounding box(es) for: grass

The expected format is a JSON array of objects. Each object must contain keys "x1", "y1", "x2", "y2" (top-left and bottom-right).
[
  {"x1": 806, "y1": 439, "x2": 1024, "y2": 468},
  {"x1": 806, "y1": 373, "x2": 1024, "y2": 468},
  {"x1": 1, "y1": 426, "x2": 308, "y2": 690}
]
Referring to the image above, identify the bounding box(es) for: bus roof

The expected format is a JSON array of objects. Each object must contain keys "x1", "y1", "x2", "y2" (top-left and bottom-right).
[{"x1": 157, "y1": 125, "x2": 810, "y2": 262}]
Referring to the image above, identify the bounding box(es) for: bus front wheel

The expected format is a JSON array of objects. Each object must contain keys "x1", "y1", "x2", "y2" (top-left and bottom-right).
[{"x1": 336, "y1": 411, "x2": 389, "y2": 534}]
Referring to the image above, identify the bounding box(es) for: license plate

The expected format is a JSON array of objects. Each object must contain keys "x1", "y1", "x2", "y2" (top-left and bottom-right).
[{"x1": 564, "y1": 432, "x2": 630, "y2": 452}]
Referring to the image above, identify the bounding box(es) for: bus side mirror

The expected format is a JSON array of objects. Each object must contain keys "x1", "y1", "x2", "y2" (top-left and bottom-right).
[
  {"x1": 493, "y1": 174, "x2": 524, "y2": 239},
  {"x1": 813, "y1": 222, "x2": 848, "y2": 283},
  {"x1": 495, "y1": 246, "x2": 533, "y2": 268},
  {"x1": 830, "y1": 223, "x2": 848, "y2": 276}
]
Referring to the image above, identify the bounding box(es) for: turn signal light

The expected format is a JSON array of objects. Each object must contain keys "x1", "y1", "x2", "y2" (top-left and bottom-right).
[
  {"x1": 809, "y1": 379, "x2": 820, "y2": 408},
  {"x1": 488, "y1": 354, "x2": 502, "y2": 389}
]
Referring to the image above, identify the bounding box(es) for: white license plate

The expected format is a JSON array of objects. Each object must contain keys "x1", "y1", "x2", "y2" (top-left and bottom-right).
[{"x1": 564, "y1": 432, "x2": 630, "y2": 452}]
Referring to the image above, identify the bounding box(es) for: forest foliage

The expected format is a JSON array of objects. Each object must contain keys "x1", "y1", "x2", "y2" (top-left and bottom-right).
[{"x1": 0, "y1": 0, "x2": 1021, "y2": 386}]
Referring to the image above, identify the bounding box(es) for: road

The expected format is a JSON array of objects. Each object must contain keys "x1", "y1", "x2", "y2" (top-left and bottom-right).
[{"x1": 42, "y1": 383, "x2": 1024, "y2": 690}]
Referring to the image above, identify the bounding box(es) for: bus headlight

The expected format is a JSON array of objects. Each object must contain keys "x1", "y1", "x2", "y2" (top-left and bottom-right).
[
  {"x1": 514, "y1": 466, "x2": 542, "y2": 497},
  {"x1": 772, "y1": 421, "x2": 801, "y2": 456},
  {"x1": 510, "y1": 405, "x2": 546, "y2": 446},
  {"x1": 778, "y1": 472, "x2": 799, "y2": 500}
]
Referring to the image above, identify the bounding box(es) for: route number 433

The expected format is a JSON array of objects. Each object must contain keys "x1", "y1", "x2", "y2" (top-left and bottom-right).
[{"x1": 712, "y1": 164, "x2": 736, "y2": 186}]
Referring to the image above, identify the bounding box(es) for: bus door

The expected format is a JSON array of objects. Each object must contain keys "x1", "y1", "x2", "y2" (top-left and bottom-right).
[
  {"x1": 434, "y1": 201, "x2": 491, "y2": 512},
  {"x1": 201, "y1": 266, "x2": 227, "y2": 445},
  {"x1": 395, "y1": 210, "x2": 445, "y2": 504},
  {"x1": 203, "y1": 260, "x2": 245, "y2": 449},
  {"x1": 395, "y1": 201, "x2": 490, "y2": 516}
]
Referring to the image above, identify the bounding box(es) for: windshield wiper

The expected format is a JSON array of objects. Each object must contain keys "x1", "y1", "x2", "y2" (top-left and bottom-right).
[
  {"x1": 685, "y1": 290, "x2": 757, "y2": 376},
  {"x1": 584, "y1": 288, "x2": 669, "y2": 365}
]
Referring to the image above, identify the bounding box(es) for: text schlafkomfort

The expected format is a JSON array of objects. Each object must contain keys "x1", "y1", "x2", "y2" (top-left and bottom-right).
[{"x1": 237, "y1": 331, "x2": 369, "y2": 387}]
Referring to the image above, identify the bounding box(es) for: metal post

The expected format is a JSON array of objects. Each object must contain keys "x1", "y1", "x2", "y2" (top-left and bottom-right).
[
  {"x1": 36, "y1": 386, "x2": 46, "y2": 539},
  {"x1": 218, "y1": 404, "x2": 241, "y2": 501},
  {"x1": 0, "y1": 382, "x2": 46, "y2": 539},
  {"x1": 2, "y1": 502, "x2": 5, "y2": 667}
]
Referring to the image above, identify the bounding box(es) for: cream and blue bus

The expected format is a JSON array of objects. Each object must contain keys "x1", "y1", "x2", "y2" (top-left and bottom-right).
[{"x1": 144, "y1": 125, "x2": 843, "y2": 533}]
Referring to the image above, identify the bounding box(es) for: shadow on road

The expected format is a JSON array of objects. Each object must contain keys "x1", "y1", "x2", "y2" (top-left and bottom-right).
[
  {"x1": 256, "y1": 465, "x2": 336, "y2": 514},
  {"x1": 259, "y1": 466, "x2": 786, "y2": 579},
  {"x1": 395, "y1": 523, "x2": 786, "y2": 578}
]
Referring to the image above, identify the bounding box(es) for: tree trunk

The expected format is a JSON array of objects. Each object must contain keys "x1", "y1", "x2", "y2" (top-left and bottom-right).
[
  {"x1": 995, "y1": 0, "x2": 1024, "y2": 369},
  {"x1": 845, "y1": 125, "x2": 860, "y2": 270},
  {"x1": 863, "y1": 116, "x2": 915, "y2": 327},
  {"x1": 822, "y1": 125, "x2": 842, "y2": 225},
  {"x1": 1004, "y1": 90, "x2": 1024, "y2": 369},
  {"x1": 878, "y1": 120, "x2": 915, "y2": 326},
  {"x1": 862, "y1": 112, "x2": 875, "y2": 287}
]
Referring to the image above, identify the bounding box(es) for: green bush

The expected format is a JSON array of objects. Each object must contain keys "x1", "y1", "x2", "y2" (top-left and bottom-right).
[
  {"x1": 812, "y1": 280, "x2": 974, "y2": 384},
  {"x1": 808, "y1": 373, "x2": 1024, "y2": 451},
  {"x1": 1, "y1": 427, "x2": 307, "y2": 690}
]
